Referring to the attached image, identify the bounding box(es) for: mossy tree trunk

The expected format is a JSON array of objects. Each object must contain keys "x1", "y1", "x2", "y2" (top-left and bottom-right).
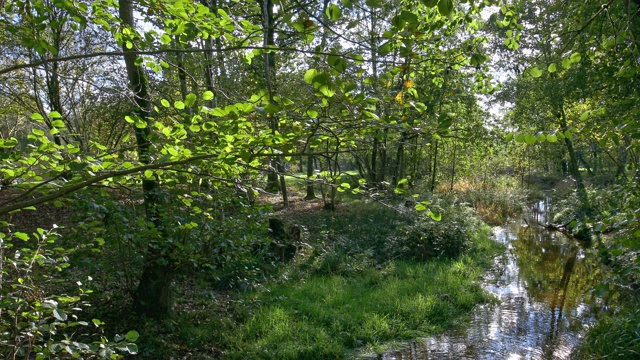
[{"x1": 119, "y1": 0, "x2": 173, "y2": 319}]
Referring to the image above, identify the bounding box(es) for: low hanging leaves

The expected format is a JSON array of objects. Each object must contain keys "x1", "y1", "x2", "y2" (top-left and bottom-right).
[
  {"x1": 528, "y1": 66, "x2": 542, "y2": 78},
  {"x1": 437, "y1": 0, "x2": 454, "y2": 16},
  {"x1": 326, "y1": 4, "x2": 341, "y2": 21}
]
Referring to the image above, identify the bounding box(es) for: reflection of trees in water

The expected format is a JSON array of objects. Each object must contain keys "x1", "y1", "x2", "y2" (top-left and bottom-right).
[
  {"x1": 509, "y1": 224, "x2": 604, "y2": 358},
  {"x1": 377, "y1": 216, "x2": 606, "y2": 359},
  {"x1": 512, "y1": 227, "x2": 599, "y2": 313}
]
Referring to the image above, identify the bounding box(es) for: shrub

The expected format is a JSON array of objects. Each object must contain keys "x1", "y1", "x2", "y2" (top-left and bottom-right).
[
  {"x1": 389, "y1": 205, "x2": 481, "y2": 261},
  {"x1": 0, "y1": 224, "x2": 138, "y2": 359}
]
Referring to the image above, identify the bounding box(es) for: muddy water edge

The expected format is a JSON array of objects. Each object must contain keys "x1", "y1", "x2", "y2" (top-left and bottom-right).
[{"x1": 367, "y1": 197, "x2": 608, "y2": 360}]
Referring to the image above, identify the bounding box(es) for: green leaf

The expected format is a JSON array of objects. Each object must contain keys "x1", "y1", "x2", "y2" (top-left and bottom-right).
[
  {"x1": 124, "y1": 344, "x2": 138, "y2": 354},
  {"x1": 306, "y1": 110, "x2": 318, "y2": 118},
  {"x1": 161, "y1": 99, "x2": 170, "y2": 107},
  {"x1": 506, "y1": 132, "x2": 513, "y2": 142},
  {"x1": 174, "y1": 101, "x2": 185, "y2": 110},
  {"x1": 203, "y1": 91, "x2": 214, "y2": 100},
  {"x1": 399, "y1": 10, "x2": 418, "y2": 27},
  {"x1": 53, "y1": 309, "x2": 67, "y2": 321},
  {"x1": 565, "y1": 130, "x2": 573, "y2": 140},
  {"x1": 31, "y1": 113, "x2": 44, "y2": 121},
  {"x1": 437, "y1": 0, "x2": 454, "y2": 16},
  {"x1": 524, "y1": 134, "x2": 536, "y2": 145},
  {"x1": 319, "y1": 84, "x2": 335, "y2": 97},
  {"x1": 160, "y1": 34, "x2": 171, "y2": 44},
  {"x1": 546, "y1": 134, "x2": 557, "y2": 143},
  {"x1": 562, "y1": 57, "x2": 572, "y2": 69},
  {"x1": 415, "y1": 203, "x2": 426, "y2": 211},
  {"x1": 14, "y1": 232, "x2": 29, "y2": 240},
  {"x1": 427, "y1": 211, "x2": 442, "y2": 221},
  {"x1": 580, "y1": 111, "x2": 589, "y2": 121},
  {"x1": 397, "y1": 178, "x2": 408, "y2": 185},
  {"x1": 49, "y1": 111, "x2": 62, "y2": 119},
  {"x1": 570, "y1": 52, "x2": 581, "y2": 63},
  {"x1": 421, "y1": 0, "x2": 438, "y2": 7},
  {"x1": 51, "y1": 120, "x2": 65, "y2": 128},
  {"x1": 304, "y1": 69, "x2": 318, "y2": 84},
  {"x1": 326, "y1": 4, "x2": 341, "y2": 20},
  {"x1": 184, "y1": 93, "x2": 197, "y2": 107},
  {"x1": 547, "y1": 63, "x2": 557, "y2": 73},
  {"x1": 378, "y1": 42, "x2": 392, "y2": 56},
  {"x1": 529, "y1": 66, "x2": 542, "y2": 78},
  {"x1": 340, "y1": 182, "x2": 351, "y2": 189},
  {"x1": 125, "y1": 330, "x2": 139, "y2": 342}
]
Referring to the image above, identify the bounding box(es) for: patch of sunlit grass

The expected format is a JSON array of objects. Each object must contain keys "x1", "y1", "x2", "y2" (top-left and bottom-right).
[{"x1": 219, "y1": 231, "x2": 502, "y2": 359}]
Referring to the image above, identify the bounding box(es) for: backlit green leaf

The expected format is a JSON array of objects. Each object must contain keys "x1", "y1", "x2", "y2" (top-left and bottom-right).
[
  {"x1": 529, "y1": 66, "x2": 542, "y2": 78},
  {"x1": 326, "y1": 4, "x2": 341, "y2": 20},
  {"x1": 184, "y1": 93, "x2": 197, "y2": 107},
  {"x1": 203, "y1": 91, "x2": 214, "y2": 100},
  {"x1": 304, "y1": 69, "x2": 318, "y2": 84}
]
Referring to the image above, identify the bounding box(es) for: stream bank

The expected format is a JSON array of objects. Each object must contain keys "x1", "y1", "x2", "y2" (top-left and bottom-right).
[{"x1": 373, "y1": 198, "x2": 606, "y2": 360}]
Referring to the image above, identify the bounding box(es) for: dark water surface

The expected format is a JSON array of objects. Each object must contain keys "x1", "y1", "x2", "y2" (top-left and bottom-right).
[{"x1": 369, "y1": 199, "x2": 604, "y2": 359}]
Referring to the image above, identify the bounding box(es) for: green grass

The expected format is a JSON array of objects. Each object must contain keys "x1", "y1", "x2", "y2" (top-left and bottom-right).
[
  {"x1": 572, "y1": 304, "x2": 640, "y2": 360},
  {"x1": 129, "y1": 201, "x2": 504, "y2": 359},
  {"x1": 218, "y1": 228, "x2": 502, "y2": 359}
]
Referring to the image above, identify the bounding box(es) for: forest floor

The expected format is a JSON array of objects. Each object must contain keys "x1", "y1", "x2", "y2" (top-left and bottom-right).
[{"x1": 2, "y1": 184, "x2": 510, "y2": 359}]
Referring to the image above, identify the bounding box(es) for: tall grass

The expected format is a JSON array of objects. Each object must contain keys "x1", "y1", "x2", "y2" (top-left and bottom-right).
[
  {"x1": 223, "y1": 253, "x2": 499, "y2": 359},
  {"x1": 437, "y1": 176, "x2": 529, "y2": 225}
]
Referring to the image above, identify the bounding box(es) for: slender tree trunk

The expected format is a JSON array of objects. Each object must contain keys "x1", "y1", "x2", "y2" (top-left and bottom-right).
[
  {"x1": 305, "y1": 154, "x2": 316, "y2": 199},
  {"x1": 376, "y1": 128, "x2": 388, "y2": 184},
  {"x1": 559, "y1": 107, "x2": 591, "y2": 214},
  {"x1": 393, "y1": 133, "x2": 405, "y2": 186},
  {"x1": 430, "y1": 139, "x2": 439, "y2": 192},
  {"x1": 371, "y1": 136, "x2": 378, "y2": 184},
  {"x1": 450, "y1": 137, "x2": 457, "y2": 192},
  {"x1": 304, "y1": 0, "x2": 331, "y2": 199},
  {"x1": 119, "y1": 0, "x2": 173, "y2": 319}
]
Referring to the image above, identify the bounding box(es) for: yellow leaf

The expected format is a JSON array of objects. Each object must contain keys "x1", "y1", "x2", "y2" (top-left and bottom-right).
[
  {"x1": 404, "y1": 79, "x2": 414, "y2": 88},
  {"x1": 395, "y1": 91, "x2": 405, "y2": 104}
]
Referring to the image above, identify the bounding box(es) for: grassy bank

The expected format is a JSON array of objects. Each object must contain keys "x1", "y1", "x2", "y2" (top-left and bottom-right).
[
  {"x1": 223, "y1": 250, "x2": 500, "y2": 359},
  {"x1": 3, "y1": 189, "x2": 504, "y2": 359},
  {"x1": 143, "y1": 201, "x2": 504, "y2": 359}
]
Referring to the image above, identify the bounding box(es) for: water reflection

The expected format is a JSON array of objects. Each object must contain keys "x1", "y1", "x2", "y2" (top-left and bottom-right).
[{"x1": 373, "y1": 199, "x2": 602, "y2": 360}]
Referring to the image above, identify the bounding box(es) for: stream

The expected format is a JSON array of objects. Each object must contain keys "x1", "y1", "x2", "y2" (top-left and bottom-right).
[{"x1": 373, "y1": 198, "x2": 605, "y2": 359}]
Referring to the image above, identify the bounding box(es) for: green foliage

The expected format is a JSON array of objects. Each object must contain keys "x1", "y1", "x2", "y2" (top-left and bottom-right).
[
  {"x1": 389, "y1": 204, "x2": 484, "y2": 261},
  {"x1": 572, "y1": 304, "x2": 640, "y2": 360},
  {"x1": 0, "y1": 226, "x2": 137, "y2": 359},
  {"x1": 222, "y1": 252, "x2": 500, "y2": 359}
]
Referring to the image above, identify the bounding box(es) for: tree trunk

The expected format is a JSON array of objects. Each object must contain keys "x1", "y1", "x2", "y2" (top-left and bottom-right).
[
  {"x1": 559, "y1": 108, "x2": 591, "y2": 214},
  {"x1": 119, "y1": 0, "x2": 173, "y2": 319},
  {"x1": 430, "y1": 138, "x2": 438, "y2": 192},
  {"x1": 450, "y1": 137, "x2": 457, "y2": 192},
  {"x1": 305, "y1": 154, "x2": 316, "y2": 199},
  {"x1": 376, "y1": 128, "x2": 388, "y2": 184}
]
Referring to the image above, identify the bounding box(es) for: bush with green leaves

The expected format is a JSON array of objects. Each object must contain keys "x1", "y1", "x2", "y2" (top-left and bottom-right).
[
  {"x1": 0, "y1": 224, "x2": 138, "y2": 359},
  {"x1": 389, "y1": 205, "x2": 482, "y2": 261}
]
